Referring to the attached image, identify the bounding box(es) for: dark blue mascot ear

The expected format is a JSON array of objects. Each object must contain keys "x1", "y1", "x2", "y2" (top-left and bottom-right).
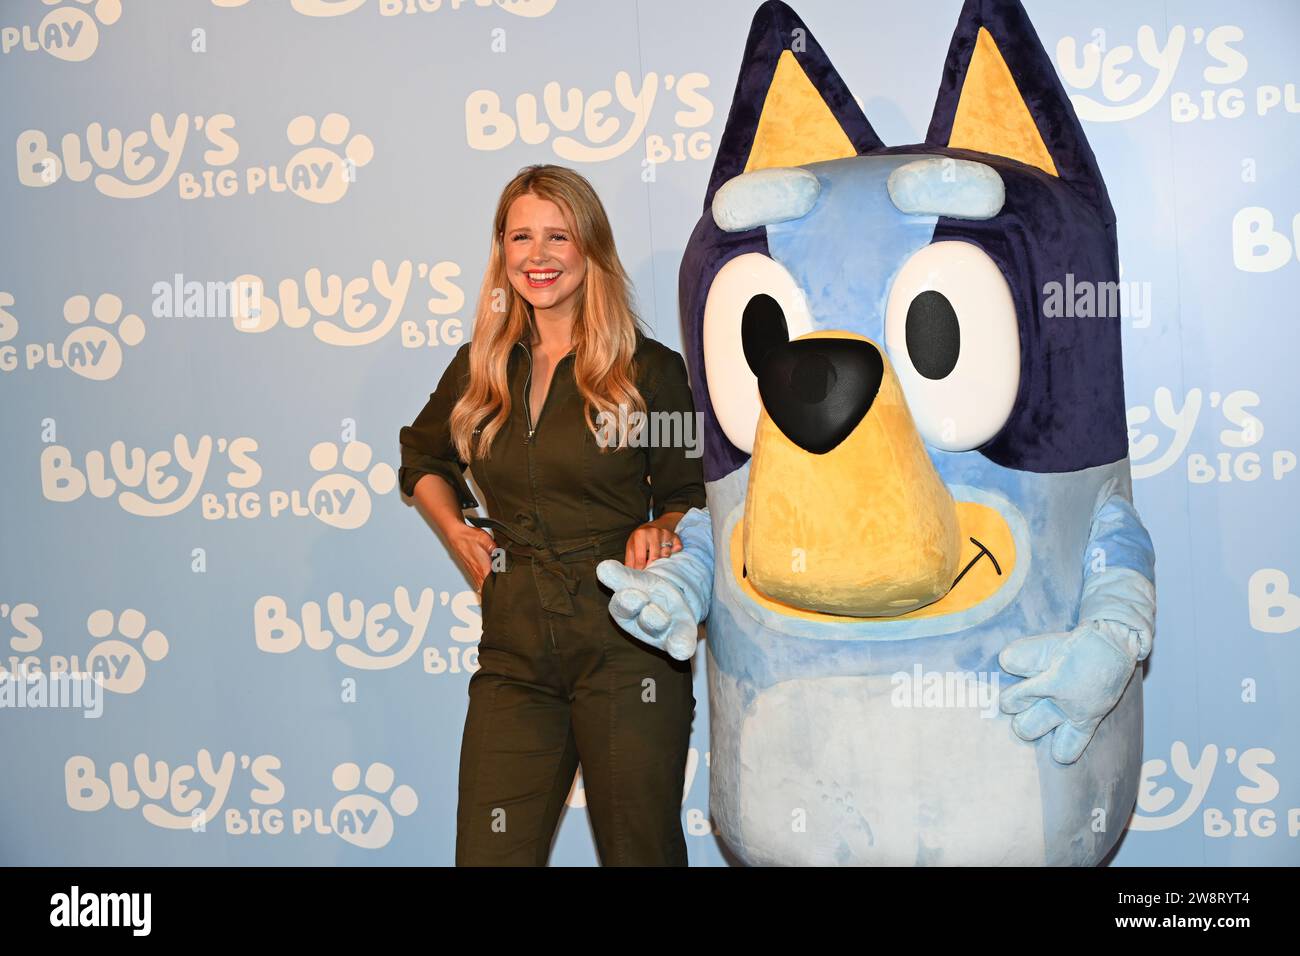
[
  {"x1": 921, "y1": 0, "x2": 1129, "y2": 474},
  {"x1": 925, "y1": 0, "x2": 1115, "y2": 225},
  {"x1": 703, "y1": 0, "x2": 884, "y2": 214}
]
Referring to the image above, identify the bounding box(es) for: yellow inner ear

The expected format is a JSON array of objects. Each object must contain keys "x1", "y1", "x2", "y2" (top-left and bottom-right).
[
  {"x1": 744, "y1": 49, "x2": 858, "y2": 173},
  {"x1": 949, "y1": 27, "x2": 1058, "y2": 177}
]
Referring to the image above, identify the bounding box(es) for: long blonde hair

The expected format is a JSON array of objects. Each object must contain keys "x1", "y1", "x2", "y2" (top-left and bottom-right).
[{"x1": 449, "y1": 164, "x2": 650, "y2": 462}]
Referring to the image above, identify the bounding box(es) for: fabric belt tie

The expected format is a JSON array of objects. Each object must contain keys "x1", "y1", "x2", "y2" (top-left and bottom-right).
[{"x1": 465, "y1": 514, "x2": 640, "y2": 616}]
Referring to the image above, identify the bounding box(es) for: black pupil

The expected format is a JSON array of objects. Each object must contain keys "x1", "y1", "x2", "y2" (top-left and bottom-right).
[
  {"x1": 905, "y1": 290, "x2": 960, "y2": 380},
  {"x1": 742, "y1": 293, "x2": 789, "y2": 376}
]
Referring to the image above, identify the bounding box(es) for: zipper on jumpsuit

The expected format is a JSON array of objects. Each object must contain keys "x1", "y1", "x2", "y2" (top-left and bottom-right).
[
  {"x1": 516, "y1": 339, "x2": 569, "y2": 652},
  {"x1": 519, "y1": 341, "x2": 536, "y2": 441},
  {"x1": 519, "y1": 338, "x2": 574, "y2": 439}
]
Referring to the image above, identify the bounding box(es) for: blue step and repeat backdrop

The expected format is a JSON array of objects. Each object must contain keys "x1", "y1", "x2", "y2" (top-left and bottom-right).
[{"x1": 1, "y1": 0, "x2": 1297, "y2": 866}]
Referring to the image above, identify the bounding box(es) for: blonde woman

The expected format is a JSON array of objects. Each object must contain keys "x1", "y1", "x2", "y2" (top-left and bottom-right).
[{"x1": 399, "y1": 164, "x2": 706, "y2": 866}]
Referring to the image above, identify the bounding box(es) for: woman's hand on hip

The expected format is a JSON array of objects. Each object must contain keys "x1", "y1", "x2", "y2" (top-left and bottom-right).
[
  {"x1": 624, "y1": 519, "x2": 683, "y2": 570},
  {"x1": 448, "y1": 522, "x2": 496, "y2": 591}
]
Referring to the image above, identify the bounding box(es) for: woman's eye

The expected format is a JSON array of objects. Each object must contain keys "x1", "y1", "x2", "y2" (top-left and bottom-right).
[{"x1": 550, "y1": 233, "x2": 568, "y2": 241}]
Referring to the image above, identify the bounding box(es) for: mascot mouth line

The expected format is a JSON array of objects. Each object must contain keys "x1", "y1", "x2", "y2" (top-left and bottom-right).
[
  {"x1": 727, "y1": 330, "x2": 1023, "y2": 624},
  {"x1": 951, "y1": 536, "x2": 1003, "y2": 587}
]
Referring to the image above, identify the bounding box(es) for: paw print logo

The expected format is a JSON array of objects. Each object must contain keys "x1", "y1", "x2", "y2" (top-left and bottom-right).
[
  {"x1": 61, "y1": 294, "x2": 145, "y2": 381},
  {"x1": 285, "y1": 114, "x2": 373, "y2": 205},
  {"x1": 84, "y1": 608, "x2": 169, "y2": 695},
  {"x1": 39, "y1": 0, "x2": 121, "y2": 62},
  {"x1": 330, "y1": 762, "x2": 418, "y2": 849},
  {"x1": 308, "y1": 440, "x2": 396, "y2": 530}
]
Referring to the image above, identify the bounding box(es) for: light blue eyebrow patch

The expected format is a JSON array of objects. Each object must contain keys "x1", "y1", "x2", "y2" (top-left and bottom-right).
[
  {"x1": 886, "y1": 157, "x2": 1005, "y2": 219},
  {"x1": 711, "y1": 167, "x2": 821, "y2": 232}
]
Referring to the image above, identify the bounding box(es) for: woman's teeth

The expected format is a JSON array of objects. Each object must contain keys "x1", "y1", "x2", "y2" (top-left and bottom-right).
[{"x1": 526, "y1": 271, "x2": 560, "y2": 287}]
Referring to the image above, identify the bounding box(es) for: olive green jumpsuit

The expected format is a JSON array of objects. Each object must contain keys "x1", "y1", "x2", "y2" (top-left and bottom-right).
[{"x1": 398, "y1": 327, "x2": 707, "y2": 866}]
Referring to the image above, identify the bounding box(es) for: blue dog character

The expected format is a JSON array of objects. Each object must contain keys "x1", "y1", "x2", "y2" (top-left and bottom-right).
[{"x1": 597, "y1": 0, "x2": 1156, "y2": 866}]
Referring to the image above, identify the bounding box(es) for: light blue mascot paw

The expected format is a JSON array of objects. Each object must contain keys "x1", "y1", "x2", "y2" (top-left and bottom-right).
[
  {"x1": 596, "y1": 506, "x2": 714, "y2": 662},
  {"x1": 998, "y1": 621, "x2": 1143, "y2": 765},
  {"x1": 595, "y1": 562, "x2": 700, "y2": 661},
  {"x1": 1000, "y1": 502, "x2": 1156, "y2": 767}
]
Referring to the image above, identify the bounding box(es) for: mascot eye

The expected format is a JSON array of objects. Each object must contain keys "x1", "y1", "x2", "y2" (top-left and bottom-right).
[
  {"x1": 703, "y1": 252, "x2": 814, "y2": 454},
  {"x1": 884, "y1": 240, "x2": 1020, "y2": 451}
]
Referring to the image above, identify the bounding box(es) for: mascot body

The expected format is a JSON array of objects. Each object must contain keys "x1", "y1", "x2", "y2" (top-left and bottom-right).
[{"x1": 598, "y1": 0, "x2": 1156, "y2": 866}]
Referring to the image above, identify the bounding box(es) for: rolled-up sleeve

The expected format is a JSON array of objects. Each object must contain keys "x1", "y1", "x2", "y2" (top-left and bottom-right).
[
  {"x1": 398, "y1": 342, "x2": 479, "y2": 509},
  {"x1": 646, "y1": 349, "x2": 707, "y2": 519}
]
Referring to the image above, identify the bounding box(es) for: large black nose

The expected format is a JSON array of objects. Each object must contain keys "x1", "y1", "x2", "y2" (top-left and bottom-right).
[{"x1": 754, "y1": 338, "x2": 884, "y2": 454}]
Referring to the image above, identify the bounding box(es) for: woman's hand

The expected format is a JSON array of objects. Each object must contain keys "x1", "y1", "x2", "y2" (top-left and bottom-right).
[
  {"x1": 624, "y1": 513, "x2": 685, "y2": 570},
  {"x1": 447, "y1": 522, "x2": 496, "y2": 591}
]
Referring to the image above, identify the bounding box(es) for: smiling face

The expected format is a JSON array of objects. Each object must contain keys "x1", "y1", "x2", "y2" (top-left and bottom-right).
[{"x1": 503, "y1": 192, "x2": 588, "y2": 319}]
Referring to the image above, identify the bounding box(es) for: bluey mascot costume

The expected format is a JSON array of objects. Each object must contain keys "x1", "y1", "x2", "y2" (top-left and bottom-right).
[{"x1": 597, "y1": 0, "x2": 1157, "y2": 866}]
